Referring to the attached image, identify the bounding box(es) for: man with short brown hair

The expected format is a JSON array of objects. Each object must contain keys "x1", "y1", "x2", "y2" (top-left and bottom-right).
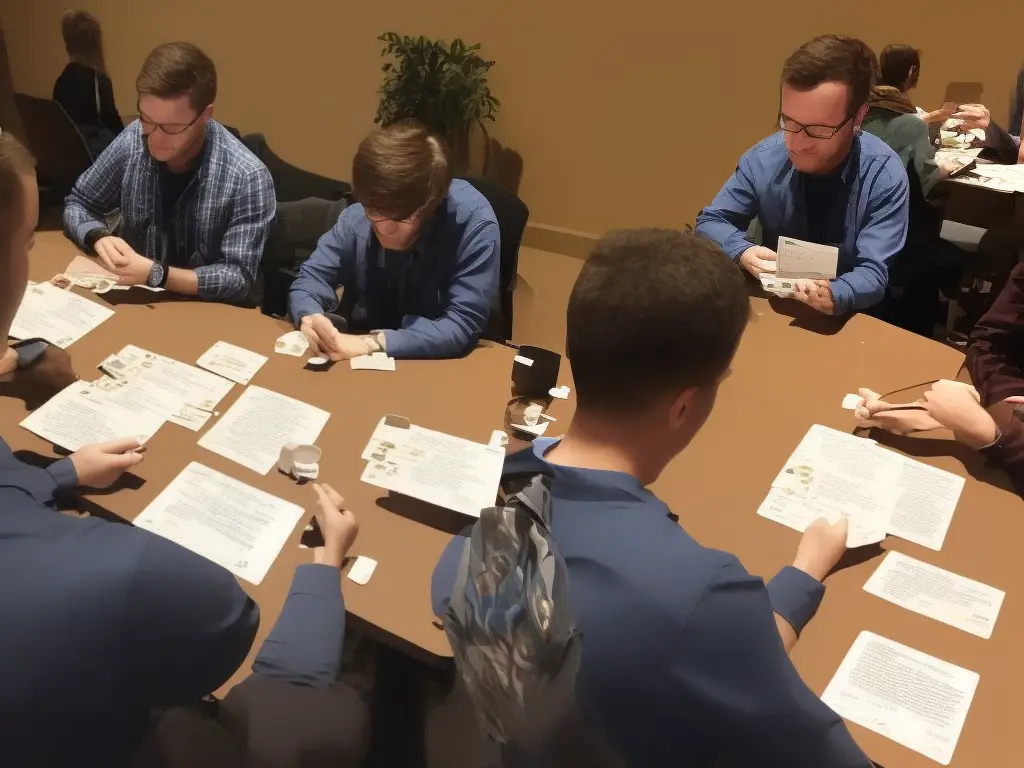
[
  {"x1": 697, "y1": 34, "x2": 909, "y2": 317},
  {"x1": 63, "y1": 42, "x2": 275, "y2": 301},
  {"x1": 289, "y1": 120, "x2": 499, "y2": 360}
]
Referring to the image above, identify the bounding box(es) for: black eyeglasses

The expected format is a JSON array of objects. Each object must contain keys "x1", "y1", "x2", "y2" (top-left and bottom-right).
[
  {"x1": 778, "y1": 112, "x2": 854, "y2": 140},
  {"x1": 137, "y1": 103, "x2": 203, "y2": 136}
]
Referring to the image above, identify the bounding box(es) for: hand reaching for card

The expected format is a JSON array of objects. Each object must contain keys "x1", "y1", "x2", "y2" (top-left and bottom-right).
[{"x1": 311, "y1": 483, "x2": 359, "y2": 568}]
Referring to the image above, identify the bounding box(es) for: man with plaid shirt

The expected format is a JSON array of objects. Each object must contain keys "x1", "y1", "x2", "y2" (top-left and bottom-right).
[{"x1": 63, "y1": 42, "x2": 274, "y2": 302}]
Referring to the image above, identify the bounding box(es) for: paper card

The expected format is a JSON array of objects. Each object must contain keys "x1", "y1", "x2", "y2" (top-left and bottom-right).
[
  {"x1": 10, "y1": 282, "x2": 115, "y2": 348},
  {"x1": 776, "y1": 236, "x2": 839, "y2": 280},
  {"x1": 350, "y1": 352, "x2": 396, "y2": 371},
  {"x1": 863, "y1": 551, "x2": 1005, "y2": 639},
  {"x1": 842, "y1": 393, "x2": 865, "y2": 410},
  {"x1": 347, "y1": 556, "x2": 377, "y2": 585},
  {"x1": 511, "y1": 422, "x2": 549, "y2": 437},
  {"x1": 549, "y1": 385, "x2": 571, "y2": 400},
  {"x1": 488, "y1": 430, "x2": 509, "y2": 449},
  {"x1": 821, "y1": 632, "x2": 979, "y2": 765},
  {"x1": 196, "y1": 341, "x2": 268, "y2": 385},
  {"x1": 275, "y1": 330, "x2": 310, "y2": 357},
  {"x1": 513, "y1": 355, "x2": 534, "y2": 366}
]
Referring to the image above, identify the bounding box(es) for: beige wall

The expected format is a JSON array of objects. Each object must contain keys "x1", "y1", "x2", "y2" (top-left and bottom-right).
[{"x1": 2, "y1": 1, "x2": 1021, "y2": 237}]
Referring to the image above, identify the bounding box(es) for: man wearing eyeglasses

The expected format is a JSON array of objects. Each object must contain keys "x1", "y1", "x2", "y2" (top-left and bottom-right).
[
  {"x1": 288, "y1": 120, "x2": 499, "y2": 360},
  {"x1": 63, "y1": 42, "x2": 275, "y2": 301},
  {"x1": 697, "y1": 35, "x2": 909, "y2": 316}
]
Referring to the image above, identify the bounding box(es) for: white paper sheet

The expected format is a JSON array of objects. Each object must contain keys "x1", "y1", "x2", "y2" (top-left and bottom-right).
[
  {"x1": 274, "y1": 330, "x2": 309, "y2": 357},
  {"x1": 19, "y1": 380, "x2": 166, "y2": 451},
  {"x1": 360, "y1": 418, "x2": 504, "y2": 517},
  {"x1": 756, "y1": 486, "x2": 889, "y2": 547},
  {"x1": 821, "y1": 631, "x2": 979, "y2": 765},
  {"x1": 347, "y1": 556, "x2": 377, "y2": 585},
  {"x1": 198, "y1": 386, "x2": 330, "y2": 474},
  {"x1": 863, "y1": 551, "x2": 1004, "y2": 639},
  {"x1": 9, "y1": 282, "x2": 115, "y2": 348},
  {"x1": 885, "y1": 458, "x2": 965, "y2": 551},
  {"x1": 102, "y1": 345, "x2": 235, "y2": 430},
  {"x1": 776, "y1": 236, "x2": 839, "y2": 280},
  {"x1": 134, "y1": 462, "x2": 304, "y2": 585},
  {"x1": 196, "y1": 341, "x2": 268, "y2": 385},
  {"x1": 350, "y1": 352, "x2": 396, "y2": 371}
]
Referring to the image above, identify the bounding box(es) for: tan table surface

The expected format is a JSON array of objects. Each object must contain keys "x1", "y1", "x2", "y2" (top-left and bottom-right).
[{"x1": 11, "y1": 233, "x2": 1024, "y2": 767}]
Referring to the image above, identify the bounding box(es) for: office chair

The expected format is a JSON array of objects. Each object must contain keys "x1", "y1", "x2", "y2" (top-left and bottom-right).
[{"x1": 14, "y1": 93, "x2": 92, "y2": 202}]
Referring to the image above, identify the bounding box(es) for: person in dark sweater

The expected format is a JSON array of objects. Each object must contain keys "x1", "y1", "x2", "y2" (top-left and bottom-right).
[{"x1": 52, "y1": 9, "x2": 123, "y2": 157}]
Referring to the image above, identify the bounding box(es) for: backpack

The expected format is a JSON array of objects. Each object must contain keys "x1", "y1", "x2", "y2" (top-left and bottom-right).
[{"x1": 443, "y1": 470, "x2": 583, "y2": 754}]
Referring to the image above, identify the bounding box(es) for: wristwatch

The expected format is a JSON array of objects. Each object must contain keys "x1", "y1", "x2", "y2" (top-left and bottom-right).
[{"x1": 147, "y1": 262, "x2": 169, "y2": 289}]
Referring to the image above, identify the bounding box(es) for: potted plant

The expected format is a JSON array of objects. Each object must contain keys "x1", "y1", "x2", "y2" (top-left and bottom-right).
[{"x1": 375, "y1": 32, "x2": 500, "y2": 173}]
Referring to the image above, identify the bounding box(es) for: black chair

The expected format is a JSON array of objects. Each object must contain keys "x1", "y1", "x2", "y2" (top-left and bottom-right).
[
  {"x1": 459, "y1": 176, "x2": 530, "y2": 343},
  {"x1": 14, "y1": 93, "x2": 92, "y2": 202},
  {"x1": 241, "y1": 133, "x2": 351, "y2": 203}
]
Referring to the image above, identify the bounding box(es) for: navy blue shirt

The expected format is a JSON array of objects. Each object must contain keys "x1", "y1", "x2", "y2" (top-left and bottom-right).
[
  {"x1": 0, "y1": 437, "x2": 260, "y2": 767},
  {"x1": 696, "y1": 131, "x2": 909, "y2": 314},
  {"x1": 288, "y1": 179, "x2": 500, "y2": 359},
  {"x1": 431, "y1": 439, "x2": 870, "y2": 767}
]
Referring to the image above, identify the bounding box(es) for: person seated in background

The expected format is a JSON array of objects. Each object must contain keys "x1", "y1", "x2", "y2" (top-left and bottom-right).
[
  {"x1": 696, "y1": 35, "x2": 909, "y2": 317},
  {"x1": 431, "y1": 229, "x2": 870, "y2": 766},
  {"x1": 289, "y1": 120, "x2": 499, "y2": 360},
  {"x1": 0, "y1": 129, "x2": 259, "y2": 768},
  {"x1": 138, "y1": 484, "x2": 370, "y2": 768},
  {"x1": 857, "y1": 265, "x2": 1024, "y2": 497},
  {"x1": 945, "y1": 102, "x2": 1022, "y2": 163},
  {"x1": 63, "y1": 42, "x2": 275, "y2": 302},
  {"x1": 53, "y1": 9, "x2": 124, "y2": 158},
  {"x1": 877, "y1": 44, "x2": 955, "y2": 125}
]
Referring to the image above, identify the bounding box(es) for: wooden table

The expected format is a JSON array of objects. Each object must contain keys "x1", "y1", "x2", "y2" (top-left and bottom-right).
[{"x1": 9, "y1": 233, "x2": 1024, "y2": 767}]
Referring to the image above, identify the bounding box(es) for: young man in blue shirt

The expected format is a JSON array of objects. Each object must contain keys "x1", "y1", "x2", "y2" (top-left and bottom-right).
[
  {"x1": 289, "y1": 120, "x2": 500, "y2": 360},
  {"x1": 697, "y1": 35, "x2": 909, "y2": 316},
  {"x1": 63, "y1": 42, "x2": 275, "y2": 301},
  {"x1": 432, "y1": 229, "x2": 872, "y2": 766}
]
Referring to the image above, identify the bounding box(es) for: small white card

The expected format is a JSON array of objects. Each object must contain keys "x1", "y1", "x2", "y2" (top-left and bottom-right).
[
  {"x1": 512, "y1": 422, "x2": 549, "y2": 437},
  {"x1": 863, "y1": 551, "x2": 1005, "y2": 639},
  {"x1": 842, "y1": 393, "x2": 865, "y2": 410},
  {"x1": 275, "y1": 330, "x2": 309, "y2": 357},
  {"x1": 196, "y1": 341, "x2": 268, "y2": 385},
  {"x1": 513, "y1": 355, "x2": 534, "y2": 367},
  {"x1": 549, "y1": 385, "x2": 571, "y2": 400},
  {"x1": 350, "y1": 352, "x2": 396, "y2": 371},
  {"x1": 776, "y1": 236, "x2": 839, "y2": 280},
  {"x1": 347, "y1": 556, "x2": 377, "y2": 585}
]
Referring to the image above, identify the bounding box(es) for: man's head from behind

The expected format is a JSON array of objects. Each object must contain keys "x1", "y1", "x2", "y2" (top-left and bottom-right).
[
  {"x1": 136, "y1": 42, "x2": 216, "y2": 166},
  {"x1": 879, "y1": 45, "x2": 921, "y2": 93},
  {"x1": 567, "y1": 229, "x2": 749, "y2": 464},
  {"x1": 780, "y1": 35, "x2": 878, "y2": 175},
  {"x1": 353, "y1": 120, "x2": 452, "y2": 252},
  {"x1": 0, "y1": 132, "x2": 37, "y2": 339}
]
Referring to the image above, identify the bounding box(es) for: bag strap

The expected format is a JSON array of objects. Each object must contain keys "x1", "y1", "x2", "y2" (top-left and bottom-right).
[{"x1": 93, "y1": 71, "x2": 101, "y2": 117}]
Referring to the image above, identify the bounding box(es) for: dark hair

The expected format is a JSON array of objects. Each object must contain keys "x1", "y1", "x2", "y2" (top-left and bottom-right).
[
  {"x1": 566, "y1": 229, "x2": 749, "y2": 412},
  {"x1": 0, "y1": 130, "x2": 36, "y2": 216},
  {"x1": 782, "y1": 35, "x2": 879, "y2": 113},
  {"x1": 879, "y1": 45, "x2": 921, "y2": 89},
  {"x1": 61, "y1": 10, "x2": 106, "y2": 73},
  {"x1": 136, "y1": 42, "x2": 217, "y2": 113},
  {"x1": 352, "y1": 119, "x2": 451, "y2": 220}
]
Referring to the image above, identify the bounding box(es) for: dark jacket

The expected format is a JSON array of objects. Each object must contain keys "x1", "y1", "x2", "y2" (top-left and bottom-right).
[{"x1": 53, "y1": 61, "x2": 123, "y2": 155}]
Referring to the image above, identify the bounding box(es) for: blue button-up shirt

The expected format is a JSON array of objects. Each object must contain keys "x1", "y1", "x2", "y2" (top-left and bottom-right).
[
  {"x1": 288, "y1": 179, "x2": 500, "y2": 359},
  {"x1": 431, "y1": 439, "x2": 870, "y2": 767},
  {"x1": 696, "y1": 132, "x2": 909, "y2": 315},
  {"x1": 63, "y1": 120, "x2": 276, "y2": 301}
]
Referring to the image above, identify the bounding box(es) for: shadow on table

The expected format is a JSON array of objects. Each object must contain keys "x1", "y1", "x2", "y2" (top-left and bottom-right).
[
  {"x1": 376, "y1": 493, "x2": 471, "y2": 537},
  {"x1": 766, "y1": 295, "x2": 852, "y2": 336},
  {"x1": 829, "y1": 541, "x2": 886, "y2": 578},
  {"x1": 98, "y1": 288, "x2": 197, "y2": 308}
]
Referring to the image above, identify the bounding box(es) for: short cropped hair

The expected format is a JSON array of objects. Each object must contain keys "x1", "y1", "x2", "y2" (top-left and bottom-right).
[
  {"x1": 136, "y1": 42, "x2": 217, "y2": 113},
  {"x1": 61, "y1": 10, "x2": 106, "y2": 73},
  {"x1": 0, "y1": 130, "x2": 36, "y2": 217},
  {"x1": 782, "y1": 35, "x2": 879, "y2": 114},
  {"x1": 566, "y1": 229, "x2": 749, "y2": 412},
  {"x1": 352, "y1": 120, "x2": 452, "y2": 221},
  {"x1": 879, "y1": 45, "x2": 921, "y2": 89}
]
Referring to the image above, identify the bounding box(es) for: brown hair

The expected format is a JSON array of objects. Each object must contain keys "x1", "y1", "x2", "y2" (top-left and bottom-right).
[
  {"x1": 0, "y1": 130, "x2": 36, "y2": 216},
  {"x1": 879, "y1": 45, "x2": 921, "y2": 90},
  {"x1": 352, "y1": 120, "x2": 451, "y2": 220},
  {"x1": 136, "y1": 42, "x2": 217, "y2": 113},
  {"x1": 61, "y1": 10, "x2": 106, "y2": 73},
  {"x1": 782, "y1": 35, "x2": 879, "y2": 114},
  {"x1": 567, "y1": 229, "x2": 749, "y2": 412}
]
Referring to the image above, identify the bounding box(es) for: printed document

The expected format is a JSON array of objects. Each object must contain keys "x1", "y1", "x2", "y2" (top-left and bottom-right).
[
  {"x1": 196, "y1": 341, "x2": 268, "y2": 385},
  {"x1": 776, "y1": 236, "x2": 839, "y2": 280},
  {"x1": 821, "y1": 631, "x2": 979, "y2": 765},
  {"x1": 134, "y1": 462, "x2": 304, "y2": 585},
  {"x1": 9, "y1": 282, "x2": 114, "y2": 348},
  {"x1": 360, "y1": 417, "x2": 504, "y2": 517},
  {"x1": 20, "y1": 380, "x2": 166, "y2": 451},
  {"x1": 863, "y1": 551, "x2": 1004, "y2": 639},
  {"x1": 101, "y1": 345, "x2": 234, "y2": 430},
  {"x1": 350, "y1": 352, "x2": 396, "y2": 371},
  {"x1": 198, "y1": 386, "x2": 330, "y2": 474},
  {"x1": 885, "y1": 459, "x2": 965, "y2": 551}
]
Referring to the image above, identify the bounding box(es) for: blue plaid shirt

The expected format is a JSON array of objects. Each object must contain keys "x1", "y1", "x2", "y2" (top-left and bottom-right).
[{"x1": 63, "y1": 119, "x2": 276, "y2": 301}]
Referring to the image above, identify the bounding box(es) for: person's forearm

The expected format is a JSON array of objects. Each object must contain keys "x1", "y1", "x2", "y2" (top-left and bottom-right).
[{"x1": 166, "y1": 267, "x2": 199, "y2": 296}]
